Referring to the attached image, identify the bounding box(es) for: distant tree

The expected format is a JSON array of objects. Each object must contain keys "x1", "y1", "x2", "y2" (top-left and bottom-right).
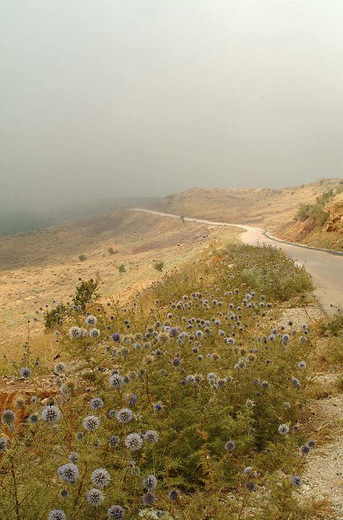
[
  {"x1": 118, "y1": 264, "x2": 126, "y2": 273},
  {"x1": 78, "y1": 254, "x2": 87, "y2": 262},
  {"x1": 108, "y1": 247, "x2": 118, "y2": 255}
]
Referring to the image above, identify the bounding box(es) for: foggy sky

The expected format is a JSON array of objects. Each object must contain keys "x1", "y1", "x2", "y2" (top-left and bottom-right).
[{"x1": 1, "y1": 0, "x2": 343, "y2": 214}]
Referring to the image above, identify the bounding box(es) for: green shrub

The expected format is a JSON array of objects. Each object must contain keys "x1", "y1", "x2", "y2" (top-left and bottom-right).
[
  {"x1": 78, "y1": 254, "x2": 87, "y2": 261},
  {"x1": 72, "y1": 279, "x2": 100, "y2": 310},
  {"x1": 118, "y1": 264, "x2": 126, "y2": 273},
  {"x1": 154, "y1": 261, "x2": 164, "y2": 272},
  {"x1": 108, "y1": 247, "x2": 118, "y2": 255}
]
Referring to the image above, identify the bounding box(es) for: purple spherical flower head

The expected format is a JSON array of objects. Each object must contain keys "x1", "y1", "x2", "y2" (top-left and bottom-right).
[
  {"x1": 142, "y1": 492, "x2": 156, "y2": 506},
  {"x1": 20, "y1": 366, "x2": 31, "y2": 379},
  {"x1": 107, "y1": 505, "x2": 125, "y2": 519},
  {"x1": 1, "y1": 409, "x2": 16, "y2": 426},
  {"x1": 291, "y1": 475, "x2": 302, "y2": 487},
  {"x1": 87, "y1": 488, "x2": 105, "y2": 506},
  {"x1": 112, "y1": 333, "x2": 120, "y2": 342},
  {"x1": 91, "y1": 468, "x2": 111, "y2": 488},
  {"x1": 168, "y1": 489, "x2": 180, "y2": 501},
  {"x1": 57, "y1": 463, "x2": 79, "y2": 484},
  {"x1": 225, "y1": 440, "x2": 235, "y2": 452},
  {"x1": 144, "y1": 430, "x2": 159, "y2": 444},
  {"x1": 48, "y1": 510, "x2": 66, "y2": 520}
]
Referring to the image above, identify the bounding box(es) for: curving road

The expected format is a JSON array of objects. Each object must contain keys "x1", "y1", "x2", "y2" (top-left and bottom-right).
[{"x1": 132, "y1": 208, "x2": 343, "y2": 313}]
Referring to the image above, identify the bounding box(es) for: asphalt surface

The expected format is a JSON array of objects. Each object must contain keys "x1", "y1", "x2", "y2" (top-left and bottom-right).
[{"x1": 132, "y1": 208, "x2": 343, "y2": 312}]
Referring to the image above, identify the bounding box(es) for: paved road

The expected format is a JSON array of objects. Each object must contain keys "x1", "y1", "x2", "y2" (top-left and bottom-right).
[{"x1": 132, "y1": 208, "x2": 343, "y2": 312}]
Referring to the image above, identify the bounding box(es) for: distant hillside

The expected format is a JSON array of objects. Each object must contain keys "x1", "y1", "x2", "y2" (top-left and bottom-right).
[
  {"x1": 151, "y1": 178, "x2": 343, "y2": 248},
  {"x1": 0, "y1": 196, "x2": 159, "y2": 237}
]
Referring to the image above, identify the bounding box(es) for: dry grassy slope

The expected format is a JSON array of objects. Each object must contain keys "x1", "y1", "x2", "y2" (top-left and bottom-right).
[
  {"x1": 0, "y1": 209, "x2": 240, "y2": 358},
  {"x1": 151, "y1": 178, "x2": 343, "y2": 230},
  {"x1": 277, "y1": 192, "x2": 343, "y2": 250}
]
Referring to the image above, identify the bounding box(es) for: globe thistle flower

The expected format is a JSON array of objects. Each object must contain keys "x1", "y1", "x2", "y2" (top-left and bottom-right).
[
  {"x1": 107, "y1": 505, "x2": 125, "y2": 519},
  {"x1": 308, "y1": 439, "x2": 316, "y2": 448},
  {"x1": 0, "y1": 436, "x2": 9, "y2": 453},
  {"x1": 245, "y1": 481, "x2": 255, "y2": 492},
  {"x1": 261, "y1": 380, "x2": 269, "y2": 389},
  {"x1": 91, "y1": 398, "x2": 104, "y2": 410},
  {"x1": 69, "y1": 326, "x2": 82, "y2": 339},
  {"x1": 48, "y1": 510, "x2": 66, "y2": 520},
  {"x1": 125, "y1": 433, "x2": 143, "y2": 451},
  {"x1": 68, "y1": 452, "x2": 78, "y2": 463},
  {"x1": 243, "y1": 466, "x2": 252, "y2": 476},
  {"x1": 89, "y1": 328, "x2": 100, "y2": 338},
  {"x1": 116, "y1": 408, "x2": 133, "y2": 424},
  {"x1": 224, "y1": 440, "x2": 235, "y2": 452},
  {"x1": 109, "y1": 373, "x2": 125, "y2": 388},
  {"x1": 85, "y1": 315, "x2": 97, "y2": 327},
  {"x1": 142, "y1": 475, "x2": 158, "y2": 490},
  {"x1": 112, "y1": 333, "x2": 120, "y2": 342},
  {"x1": 60, "y1": 489, "x2": 68, "y2": 498},
  {"x1": 142, "y1": 492, "x2": 156, "y2": 506},
  {"x1": 172, "y1": 357, "x2": 181, "y2": 367},
  {"x1": 57, "y1": 463, "x2": 79, "y2": 483},
  {"x1": 278, "y1": 424, "x2": 289, "y2": 436},
  {"x1": 108, "y1": 435, "x2": 120, "y2": 447},
  {"x1": 20, "y1": 366, "x2": 31, "y2": 378},
  {"x1": 185, "y1": 375, "x2": 195, "y2": 385},
  {"x1": 87, "y1": 488, "x2": 105, "y2": 506},
  {"x1": 300, "y1": 444, "x2": 310, "y2": 455},
  {"x1": 125, "y1": 393, "x2": 137, "y2": 405},
  {"x1": 83, "y1": 415, "x2": 100, "y2": 432},
  {"x1": 291, "y1": 475, "x2": 302, "y2": 487},
  {"x1": 91, "y1": 468, "x2": 111, "y2": 488},
  {"x1": 54, "y1": 362, "x2": 66, "y2": 374},
  {"x1": 168, "y1": 489, "x2": 180, "y2": 501},
  {"x1": 1, "y1": 409, "x2": 15, "y2": 426},
  {"x1": 153, "y1": 402, "x2": 163, "y2": 412},
  {"x1": 291, "y1": 377, "x2": 301, "y2": 389},
  {"x1": 144, "y1": 430, "x2": 159, "y2": 444},
  {"x1": 28, "y1": 413, "x2": 39, "y2": 424},
  {"x1": 42, "y1": 405, "x2": 61, "y2": 424},
  {"x1": 298, "y1": 361, "x2": 307, "y2": 370}
]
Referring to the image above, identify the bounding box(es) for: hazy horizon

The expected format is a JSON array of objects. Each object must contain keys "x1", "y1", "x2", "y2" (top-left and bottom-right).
[{"x1": 1, "y1": 0, "x2": 343, "y2": 214}]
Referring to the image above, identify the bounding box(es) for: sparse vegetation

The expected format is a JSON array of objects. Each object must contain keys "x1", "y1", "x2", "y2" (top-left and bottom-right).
[
  {"x1": 108, "y1": 247, "x2": 118, "y2": 255},
  {"x1": 78, "y1": 254, "x2": 87, "y2": 262},
  {"x1": 118, "y1": 263, "x2": 126, "y2": 273}
]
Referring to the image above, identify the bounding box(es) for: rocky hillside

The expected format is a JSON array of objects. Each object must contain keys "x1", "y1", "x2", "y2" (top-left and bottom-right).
[
  {"x1": 277, "y1": 189, "x2": 343, "y2": 251},
  {"x1": 151, "y1": 178, "x2": 343, "y2": 249}
]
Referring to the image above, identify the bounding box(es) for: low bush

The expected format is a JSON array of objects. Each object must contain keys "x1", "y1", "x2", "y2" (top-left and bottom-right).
[{"x1": 0, "y1": 244, "x2": 319, "y2": 520}]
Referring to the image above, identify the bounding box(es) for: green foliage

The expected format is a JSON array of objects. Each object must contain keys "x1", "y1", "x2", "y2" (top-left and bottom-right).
[
  {"x1": 44, "y1": 303, "x2": 71, "y2": 330},
  {"x1": 72, "y1": 279, "x2": 100, "y2": 310},
  {"x1": 319, "y1": 309, "x2": 343, "y2": 337},
  {"x1": 118, "y1": 264, "x2": 126, "y2": 273},
  {"x1": 0, "y1": 244, "x2": 322, "y2": 519},
  {"x1": 295, "y1": 187, "x2": 343, "y2": 225},
  {"x1": 108, "y1": 247, "x2": 119, "y2": 255},
  {"x1": 78, "y1": 254, "x2": 87, "y2": 261},
  {"x1": 153, "y1": 261, "x2": 164, "y2": 272}
]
